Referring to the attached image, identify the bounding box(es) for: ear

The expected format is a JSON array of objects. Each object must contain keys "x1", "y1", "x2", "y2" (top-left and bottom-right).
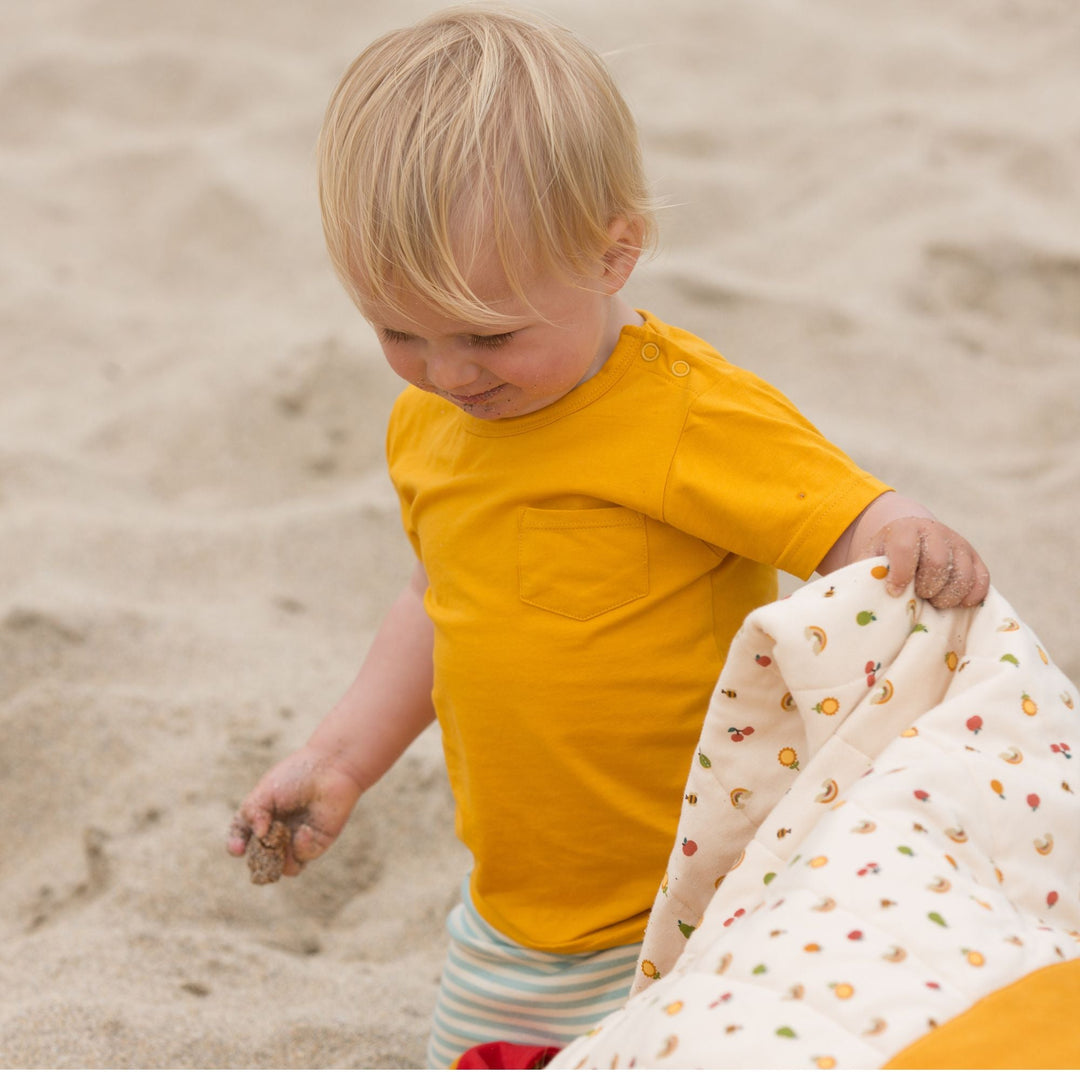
[{"x1": 599, "y1": 216, "x2": 645, "y2": 294}]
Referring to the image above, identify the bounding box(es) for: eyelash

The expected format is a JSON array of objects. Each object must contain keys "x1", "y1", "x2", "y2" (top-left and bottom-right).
[
  {"x1": 378, "y1": 329, "x2": 516, "y2": 349},
  {"x1": 469, "y1": 332, "x2": 515, "y2": 350}
]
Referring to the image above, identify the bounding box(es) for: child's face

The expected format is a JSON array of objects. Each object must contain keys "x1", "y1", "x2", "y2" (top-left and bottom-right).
[{"x1": 358, "y1": 246, "x2": 628, "y2": 420}]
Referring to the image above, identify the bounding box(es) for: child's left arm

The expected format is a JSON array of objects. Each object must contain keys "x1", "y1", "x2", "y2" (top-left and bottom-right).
[{"x1": 816, "y1": 491, "x2": 990, "y2": 609}]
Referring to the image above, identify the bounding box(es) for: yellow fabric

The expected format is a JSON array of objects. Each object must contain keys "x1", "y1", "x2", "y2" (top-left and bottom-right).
[
  {"x1": 386, "y1": 311, "x2": 890, "y2": 953},
  {"x1": 884, "y1": 958, "x2": 1080, "y2": 1069}
]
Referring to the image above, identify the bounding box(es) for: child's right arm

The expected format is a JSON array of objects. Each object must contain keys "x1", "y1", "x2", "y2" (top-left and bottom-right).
[{"x1": 226, "y1": 560, "x2": 435, "y2": 877}]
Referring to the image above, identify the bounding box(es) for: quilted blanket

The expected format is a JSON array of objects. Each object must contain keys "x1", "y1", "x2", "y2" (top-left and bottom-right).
[{"x1": 550, "y1": 559, "x2": 1080, "y2": 1069}]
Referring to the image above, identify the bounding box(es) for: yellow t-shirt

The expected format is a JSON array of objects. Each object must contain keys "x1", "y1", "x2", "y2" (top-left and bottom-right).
[{"x1": 387, "y1": 312, "x2": 890, "y2": 953}]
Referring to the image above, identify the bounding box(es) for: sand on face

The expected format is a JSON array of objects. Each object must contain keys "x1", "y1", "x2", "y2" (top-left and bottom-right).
[{"x1": 1, "y1": 0, "x2": 1078, "y2": 1068}]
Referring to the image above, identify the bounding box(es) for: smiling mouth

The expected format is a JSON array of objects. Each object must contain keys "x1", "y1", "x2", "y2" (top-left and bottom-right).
[{"x1": 449, "y1": 385, "x2": 506, "y2": 406}]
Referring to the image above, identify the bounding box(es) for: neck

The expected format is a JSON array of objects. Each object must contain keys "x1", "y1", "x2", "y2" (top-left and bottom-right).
[{"x1": 591, "y1": 293, "x2": 641, "y2": 370}]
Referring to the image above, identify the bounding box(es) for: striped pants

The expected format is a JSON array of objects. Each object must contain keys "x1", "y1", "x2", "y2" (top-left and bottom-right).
[{"x1": 426, "y1": 881, "x2": 640, "y2": 1069}]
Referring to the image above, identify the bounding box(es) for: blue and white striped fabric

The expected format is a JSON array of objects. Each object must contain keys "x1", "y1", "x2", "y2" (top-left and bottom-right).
[{"x1": 426, "y1": 880, "x2": 640, "y2": 1069}]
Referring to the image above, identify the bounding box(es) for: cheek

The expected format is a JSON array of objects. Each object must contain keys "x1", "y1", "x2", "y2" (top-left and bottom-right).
[
  {"x1": 497, "y1": 349, "x2": 548, "y2": 391},
  {"x1": 382, "y1": 347, "x2": 424, "y2": 385},
  {"x1": 531, "y1": 337, "x2": 591, "y2": 388}
]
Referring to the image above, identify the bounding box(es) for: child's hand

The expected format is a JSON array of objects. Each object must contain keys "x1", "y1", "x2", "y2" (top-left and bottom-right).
[
  {"x1": 226, "y1": 746, "x2": 363, "y2": 878},
  {"x1": 860, "y1": 516, "x2": 990, "y2": 609}
]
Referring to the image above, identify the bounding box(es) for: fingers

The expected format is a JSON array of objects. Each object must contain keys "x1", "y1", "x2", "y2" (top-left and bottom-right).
[
  {"x1": 912, "y1": 527, "x2": 954, "y2": 603},
  {"x1": 925, "y1": 541, "x2": 989, "y2": 608},
  {"x1": 961, "y1": 550, "x2": 991, "y2": 608},
  {"x1": 226, "y1": 795, "x2": 336, "y2": 876},
  {"x1": 225, "y1": 751, "x2": 360, "y2": 878},
  {"x1": 225, "y1": 776, "x2": 292, "y2": 867},
  {"x1": 281, "y1": 829, "x2": 307, "y2": 877},
  {"x1": 225, "y1": 816, "x2": 251, "y2": 858},
  {"x1": 928, "y1": 541, "x2": 972, "y2": 608},
  {"x1": 273, "y1": 822, "x2": 334, "y2": 877},
  {"x1": 870, "y1": 520, "x2": 920, "y2": 598},
  {"x1": 226, "y1": 812, "x2": 314, "y2": 876},
  {"x1": 870, "y1": 518, "x2": 988, "y2": 610},
  {"x1": 225, "y1": 791, "x2": 274, "y2": 856},
  {"x1": 914, "y1": 529, "x2": 989, "y2": 609},
  {"x1": 292, "y1": 821, "x2": 334, "y2": 864}
]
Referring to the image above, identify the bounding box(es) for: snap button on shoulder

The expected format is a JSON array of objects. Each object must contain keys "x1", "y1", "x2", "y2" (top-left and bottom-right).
[
  {"x1": 641, "y1": 342, "x2": 661, "y2": 362},
  {"x1": 671, "y1": 359, "x2": 691, "y2": 377}
]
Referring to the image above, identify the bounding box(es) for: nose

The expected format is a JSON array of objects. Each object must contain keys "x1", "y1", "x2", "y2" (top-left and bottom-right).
[{"x1": 426, "y1": 351, "x2": 483, "y2": 392}]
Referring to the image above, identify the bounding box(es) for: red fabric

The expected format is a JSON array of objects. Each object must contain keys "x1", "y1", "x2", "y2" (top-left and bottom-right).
[{"x1": 453, "y1": 1042, "x2": 561, "y2": 1069}]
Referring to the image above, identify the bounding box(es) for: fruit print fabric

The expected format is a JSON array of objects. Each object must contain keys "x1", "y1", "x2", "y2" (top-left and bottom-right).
[{"x1": 548, "y1": 559, "x2": 1079, "y2": 1069}]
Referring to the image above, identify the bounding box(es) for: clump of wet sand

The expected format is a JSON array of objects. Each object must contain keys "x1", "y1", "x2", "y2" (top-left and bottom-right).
[{"x1": 246, "y1": 821, "x2": 291, "y2": 885}]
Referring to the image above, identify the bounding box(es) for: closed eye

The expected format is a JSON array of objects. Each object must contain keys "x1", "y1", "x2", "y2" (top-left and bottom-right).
[
  {"x1": 378, "y1": 328, "x2": 414, "y2": 346},
  {"x1": 468, "y1": 332, "x2": 515, "y2": 350}
]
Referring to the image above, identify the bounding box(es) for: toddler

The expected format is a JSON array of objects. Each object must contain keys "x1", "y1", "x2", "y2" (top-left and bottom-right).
[{"x1": 227, "y1": 6, "x2": 989, "y2": 1067}]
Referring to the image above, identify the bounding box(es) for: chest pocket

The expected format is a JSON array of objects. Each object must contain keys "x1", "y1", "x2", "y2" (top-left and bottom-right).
[{"x1": 518, "y1": 507, "x2": 649, "y2": 621}]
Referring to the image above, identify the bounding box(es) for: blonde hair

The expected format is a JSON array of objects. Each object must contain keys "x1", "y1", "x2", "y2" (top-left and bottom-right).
[{"x1": 317, "y1": 4, "x2": 656, "y2": 326}]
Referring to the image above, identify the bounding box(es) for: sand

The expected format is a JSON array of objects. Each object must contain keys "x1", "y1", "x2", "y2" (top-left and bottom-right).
[{"x1": 2, "y1": 0, "x2": 1078, "y2": 1068}]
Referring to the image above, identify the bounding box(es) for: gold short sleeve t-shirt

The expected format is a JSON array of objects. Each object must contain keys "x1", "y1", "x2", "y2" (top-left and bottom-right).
[{"x1": 387, "y1": 312, "x2": 890, "y2": 953}]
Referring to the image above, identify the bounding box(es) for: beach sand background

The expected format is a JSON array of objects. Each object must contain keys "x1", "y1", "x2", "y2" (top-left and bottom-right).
[{"x1": 2, "y1": 0, "x2": 1078, "y2": 1067}]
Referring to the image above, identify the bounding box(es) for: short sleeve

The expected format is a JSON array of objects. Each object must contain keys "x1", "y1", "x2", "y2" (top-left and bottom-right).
[{"x1": 661, "y1": 371, "x2": 890, "y2": 579}]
